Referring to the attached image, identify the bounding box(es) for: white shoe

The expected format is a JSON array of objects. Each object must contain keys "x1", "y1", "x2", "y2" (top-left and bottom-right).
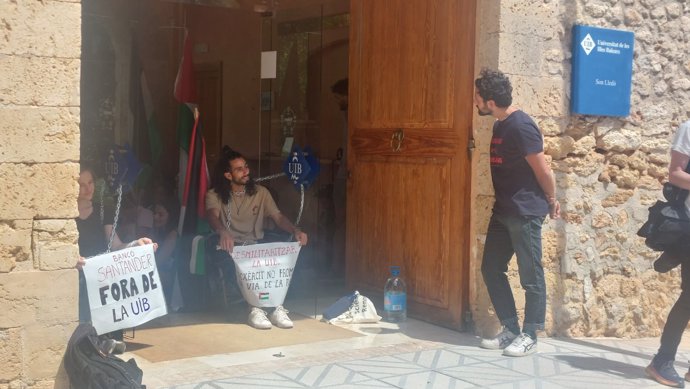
[
  {"x1": 502, "y1": 333, "x2": 537, "y2": 357},
  {"x1": 269, "y1": 306, "x2": 294, "y2": 329},
  {"x1": 479, "y1": 327, "x2": 518, "y2": 350},
  {"x1": 248, "y1": 307, "x2": 272, "y2": 329}
]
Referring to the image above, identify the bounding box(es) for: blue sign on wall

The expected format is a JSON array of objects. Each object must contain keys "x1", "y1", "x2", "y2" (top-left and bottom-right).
[{"x1": 571, "y1": 25, "x2": 634, "y2": 117}]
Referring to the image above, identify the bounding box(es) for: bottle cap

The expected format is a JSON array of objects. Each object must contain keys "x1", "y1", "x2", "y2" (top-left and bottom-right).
[{"x1": 390, "y1": 265, "x2": 400, "y2": 276}]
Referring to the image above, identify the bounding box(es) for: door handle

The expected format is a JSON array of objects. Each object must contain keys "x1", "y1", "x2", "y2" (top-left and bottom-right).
[{"x1": 390, "y1": 129, "x2": 404, "y2": 152}]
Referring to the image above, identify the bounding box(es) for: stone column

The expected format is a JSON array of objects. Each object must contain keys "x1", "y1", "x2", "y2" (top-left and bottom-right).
[{"x1": 0, "y1": 0, "x2": 81, "y2": 387}]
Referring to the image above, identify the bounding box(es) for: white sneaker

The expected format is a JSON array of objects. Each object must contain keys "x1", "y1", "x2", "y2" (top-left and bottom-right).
[
  {"x1": 269, "y1": 305, "x2": 294, "y2": 329},
  {"x1": 502, "y1": 333, "x2": 537, "y2": 357},
  {"x1": 479, "y1": 328, "x2": 518, "y2": 349},
  {"x1": 248, "y1": 307, "x2": 272, "y2": 329}
]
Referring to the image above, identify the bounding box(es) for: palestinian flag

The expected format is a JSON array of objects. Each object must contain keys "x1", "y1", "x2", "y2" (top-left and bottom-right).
[
  {"x1": 175, "y1": 30, "x2": 210, "y2": 238},
  {"x1": 175, "y1": 30, "x2": 211, "y2": 278},
  {"x1": 189, "y1": 235, "x2": 206, "y2": 275}
]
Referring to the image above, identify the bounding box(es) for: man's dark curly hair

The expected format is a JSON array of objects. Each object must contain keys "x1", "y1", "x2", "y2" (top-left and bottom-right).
[
  {"x1": 474, "y1": 68, "x2": 513, "y2": 108},
  {"x1": 211, "y1": 146, "x2": 257, "y2": 204}
]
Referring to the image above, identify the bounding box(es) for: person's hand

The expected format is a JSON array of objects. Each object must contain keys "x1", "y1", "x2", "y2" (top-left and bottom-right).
[
  {"x1": 219, "y1": 230, "x2": 235, "y2": 253},
  {"x1": 127, "y1": 237, "x2": 158, "y2": 251},
  {"x1": 549, "y1": 199, "x2": 561, "y2": 219},
  {"x1": 75, "y1": 256, "x2": 86, "y2": 270},
  {"x1": 295, "y1": 230, "x2": 308, "y2": 246}
]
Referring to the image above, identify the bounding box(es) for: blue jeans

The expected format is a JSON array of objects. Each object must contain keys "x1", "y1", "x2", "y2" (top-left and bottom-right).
[{"x1": 481, "y1": 213, "x2": 546, "y2": 333}]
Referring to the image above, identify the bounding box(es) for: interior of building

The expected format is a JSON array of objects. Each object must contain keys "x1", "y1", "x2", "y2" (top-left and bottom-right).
[{"x1": 80, "y1": 0, "x2": 352, "y2": 345}]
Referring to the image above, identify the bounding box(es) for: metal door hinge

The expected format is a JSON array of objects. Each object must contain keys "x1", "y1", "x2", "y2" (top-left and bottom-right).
[{"x1": 467, "y1": 138, "x2": 476, "y2": 159}]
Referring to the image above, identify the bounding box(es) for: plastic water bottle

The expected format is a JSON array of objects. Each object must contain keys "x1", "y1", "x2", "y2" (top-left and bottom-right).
[{"x1": 383, "y1": 266, "x2": 407, "y2": 322}]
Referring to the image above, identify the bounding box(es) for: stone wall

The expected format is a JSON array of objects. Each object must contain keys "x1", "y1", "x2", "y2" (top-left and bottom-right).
[
  {"x1": 472, "y1": 0, "x2": 690, "y2": 337},
  {"x1": 0, "y1": 0, "x2": 81, "y2": 387}
]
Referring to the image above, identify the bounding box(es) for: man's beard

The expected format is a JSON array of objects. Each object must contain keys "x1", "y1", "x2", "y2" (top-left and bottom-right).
[{"x1": 232, "y1": 176, "x2": 249, "y2": 186}]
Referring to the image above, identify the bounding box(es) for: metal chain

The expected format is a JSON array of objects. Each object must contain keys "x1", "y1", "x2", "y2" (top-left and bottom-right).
[
  {"x1": 295, "y1": 184, "x2": 305, "y2": 227},
  {"x1": 224, "y1": 200, "x2": 232, "y2": 231},
  {"x1": 106, "y1": 184, "x2": 123, "y2": 253},
  {"x1": 219, "y1": 173, "x2": 304, "y2": 244},
  {"x1": 99, "y1": 184, "x2": 105, "y2": 224},
  {"x1": 254, "y1": 172, "x2": 304, "y2": 230},
  {"x1": 255, "y1": 172, "x2": 285, "y2": 182}
]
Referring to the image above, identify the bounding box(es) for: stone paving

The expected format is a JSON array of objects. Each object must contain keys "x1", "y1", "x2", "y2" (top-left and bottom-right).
[
  {"x1": 155, "y1": 334, "x2": 690, "y2": 389},
  {"x1": 128, "y1": 279, "x2": 690, "y2": 388},
  {"x1": 129, "y1": 294, "x2": 690, "y2": 389}
]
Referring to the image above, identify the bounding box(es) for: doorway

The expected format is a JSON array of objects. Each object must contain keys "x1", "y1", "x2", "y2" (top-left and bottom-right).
[
  {"x1": 80, "y1": 0, "x2": 354, "y2": 324},
  {"x1": 80, "y1": 0, "x2": 475, "y2": 344}
]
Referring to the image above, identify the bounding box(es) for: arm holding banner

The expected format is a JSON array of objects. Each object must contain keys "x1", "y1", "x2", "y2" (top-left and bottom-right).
[
  {"x1": 102, "y1": 224, "x2": 126, "y2": 250},
  {"x1": 206, "y1": 206, "x2": 234, "y2": 253},
  {"x1": 270, "y1": 212, "x2": 308, "y2": 246}
]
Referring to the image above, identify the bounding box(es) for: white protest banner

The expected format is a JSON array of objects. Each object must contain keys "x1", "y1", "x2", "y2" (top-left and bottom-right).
[
  {"x1": 232, "y1": 241, "x2": 301, "y2": 307},
  {"x1": 82, "y1": 244, "x2": 167, "y2": 335}
]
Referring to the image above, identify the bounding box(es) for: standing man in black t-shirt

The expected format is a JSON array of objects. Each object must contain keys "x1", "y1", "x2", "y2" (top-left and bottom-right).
[{"x1": 474, "y1": 69, "x2": 560, "y2": 357}]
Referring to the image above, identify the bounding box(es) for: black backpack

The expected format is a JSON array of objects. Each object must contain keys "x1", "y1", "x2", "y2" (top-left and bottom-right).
[
  {"x1": 638, "y1": 199, "x2": 690, "y2": 251},
  {"x1": 64, "y1": 323, "x2": 145, "y2": 389}
]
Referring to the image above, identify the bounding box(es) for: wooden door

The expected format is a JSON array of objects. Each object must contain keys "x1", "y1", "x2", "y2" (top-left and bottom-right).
[
  {"x1": 346, "y1": 0, "x2": 475, "y2": 328},
  {"x1": 195, "y1": 63, "x2": 223, "y2": 167}
]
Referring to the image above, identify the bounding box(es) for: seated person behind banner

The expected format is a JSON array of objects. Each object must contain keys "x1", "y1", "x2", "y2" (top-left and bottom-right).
[
  {"x1": 75, "y1": 166, "x2": 156, "y2": 348},
  {"x1": 205, "y1": 146, "x2": 308, "y2": 329},
  {"x1": 151, "y1": 195, "x2": 180, "y2": 304},
  {"x1": 117, "y1": 191, "x2": 154, "y2": 243},
  {"x1": 149, "y1": 175, "x2": 178, "y2": 207}
]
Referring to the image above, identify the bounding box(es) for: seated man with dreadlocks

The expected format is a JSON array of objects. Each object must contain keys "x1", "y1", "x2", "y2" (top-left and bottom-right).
[{"x1": 205, "y1": 146, "x2": 308, "y2": 329}]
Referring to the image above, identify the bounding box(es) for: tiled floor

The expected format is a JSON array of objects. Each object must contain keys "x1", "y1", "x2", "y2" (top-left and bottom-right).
[
  {"x1": 147, "y1": 334, "x2": 690, "y2": 388},
  {"x1": 128, "y1": 284, "x2": 690, "y2": 388}
]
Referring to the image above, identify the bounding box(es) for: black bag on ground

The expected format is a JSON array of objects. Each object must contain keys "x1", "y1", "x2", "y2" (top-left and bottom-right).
[
  {"x1": 638, "y1": 199, "x2": 690, "y2": 251},
  {"x1": 64, "y1": 323, "x2": 145, "y2": 389}
]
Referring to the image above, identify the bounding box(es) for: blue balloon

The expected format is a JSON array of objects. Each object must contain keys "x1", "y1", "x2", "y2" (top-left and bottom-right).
[
  {"x1": 301, "y1": 146, "x2": 321, "y2": 188},
  {"x1": 283, "y1": 145, "x2": 311, "y2": 189},
  {"x1": 104, "y1": 144, "x2": 142, "y2": 192}
]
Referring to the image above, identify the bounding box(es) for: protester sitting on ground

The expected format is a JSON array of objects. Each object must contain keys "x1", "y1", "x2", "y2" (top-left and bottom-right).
[
  {"x1": 75, "y1": 165, "x2": 157, "y2": 352},
  {"x1": 205, "y1": 146, "x2": 308, "y2": 329},
  {"x1": 151, "y1": 195, "x2": 180, "y2": 305}
]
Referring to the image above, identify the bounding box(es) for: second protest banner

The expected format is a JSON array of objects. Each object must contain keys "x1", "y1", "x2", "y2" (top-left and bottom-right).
[
  {"x1": 82, "y1": 244, "x2": 167, "y2": 334},
  {"x1": 232, "y1": 241, "x2": 301, "y2": 307}
]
